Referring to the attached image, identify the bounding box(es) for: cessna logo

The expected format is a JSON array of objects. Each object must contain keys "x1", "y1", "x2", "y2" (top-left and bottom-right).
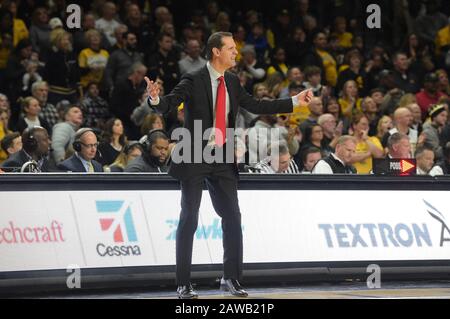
[{"x1": 424, "y1": 200, "x2": 450, "y2": 247}]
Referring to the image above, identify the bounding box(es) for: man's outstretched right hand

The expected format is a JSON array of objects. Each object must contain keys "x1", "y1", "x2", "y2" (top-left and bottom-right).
[{"x1": 144, "y1": 76, "x2": 160, "y2": 100}]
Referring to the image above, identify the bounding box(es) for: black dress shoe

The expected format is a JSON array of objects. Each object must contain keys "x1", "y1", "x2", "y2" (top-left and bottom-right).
[
  {"x1": 177, "y1": 283, "x2": 198, "y2": 299},
  {"x1": 220, "y1": 278, "x2": 248, "y2": 297}
]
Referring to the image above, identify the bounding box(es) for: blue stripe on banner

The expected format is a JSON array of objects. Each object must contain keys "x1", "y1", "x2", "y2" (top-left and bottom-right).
[
  {"x1": 96, "y1": 200, "x2": 124, "y2": 213},
  {"x1": 124, "y1": 207, "x2": 137, "y2": 242}
]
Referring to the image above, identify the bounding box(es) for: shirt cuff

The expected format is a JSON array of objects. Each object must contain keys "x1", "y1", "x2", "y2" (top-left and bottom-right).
[
  {"x1": 147, "y1": 96, "x2": 160, "y2": 106},
  {"x1": 291, "y1": 95, "x2": 299, "y2": 106}
]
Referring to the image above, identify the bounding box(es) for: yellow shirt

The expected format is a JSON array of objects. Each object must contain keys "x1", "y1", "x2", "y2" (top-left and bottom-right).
[
  {"x1": 435, "y1": 25, "x2": 450, "y2": 56},
  {"x1": 235, "y1": 40, "x2": 245, "y2": 62},
  {"x1": 78, "y1": 48, "x2": 109, "y2": 87},
  {"x1": 0, "y1": 19, "x2": 29, "y2": 69},
  {"x1": 338, "y1": 97, "x2": 362, "y2": 119},
  {"x1": 353, "y1": 136, "x2": 383, "y2": 174},
  {"x1": 334, "y1": 32, "x2": 353, "y2": 49},
  {"x1": 317, "y1": 49, "x2": 337, "y2": 87},
  {"x1": 0, "y1": 122, "x2": 9, "y2": 163},
  {"x1": 267, "y1": 63, "x2": 289, "y2": 88}
]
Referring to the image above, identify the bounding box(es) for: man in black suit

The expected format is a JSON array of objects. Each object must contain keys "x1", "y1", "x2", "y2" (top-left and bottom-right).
[
  {"x1": 57, "y1": 128, "x2": 103, "y2": 172},
  {"x1": 145, "y1": 32, "x2": 313, "y2": 299},
  {"x1": 1, "y1": 126, "x2": 57, "y2": 172}
]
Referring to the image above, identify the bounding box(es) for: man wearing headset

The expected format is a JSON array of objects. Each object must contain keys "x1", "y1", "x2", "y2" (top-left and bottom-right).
[
  {"x1": 1, "y1": 126, "x2": 55, "y2": 172},
  {"x1": 57, "y1": 128, "x2": 103, "y2": 172},
  {"x1": 124, "y1": 129, "x2": 169, "y2": 172}
]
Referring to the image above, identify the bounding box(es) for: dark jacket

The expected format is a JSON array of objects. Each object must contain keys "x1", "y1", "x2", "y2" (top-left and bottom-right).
[
  {"x1": 124, "y1": 154, "x2": 168, "y2": 173},
  {"x1": 1, "y1": 150, "x2": 58, "y2": 172},
  {"x1": 149, "y1": 65, "x2": 293, "y2": 180},
  {"x1": 57, "y1": 154, "x2": 104, "y2": 172}
]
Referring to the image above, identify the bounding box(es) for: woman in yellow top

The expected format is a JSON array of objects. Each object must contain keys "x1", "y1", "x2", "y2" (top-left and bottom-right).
[
  {"x1": 338, "y1": 80, "x2": 362, "y2": 119},
  {"x1": 0, "y1": 8, "x2": 29, "y2": 70},
  {"x1": 78, "y1": 29, "x2": 109, "y2": 88},
  {"x1": 266, "y1": 47, "x2": 289, "y2": 89},
  {"x1": 0, "y1": 109, "x2": 13, "y2": 163},
  {"x1": 350, "y1": 113, "x2": 384, "y2": 174}
]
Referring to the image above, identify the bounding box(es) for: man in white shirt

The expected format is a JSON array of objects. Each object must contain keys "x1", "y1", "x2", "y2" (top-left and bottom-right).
[
  {"x1": 95, "y1": 2, "x2": 121, "y2": 47},
  {"x1": 416, "y1": 145, "x2": 443, "y2": 176},
  {"x1": 312, "y1": 135, "x2": 356, "y2": 174}
]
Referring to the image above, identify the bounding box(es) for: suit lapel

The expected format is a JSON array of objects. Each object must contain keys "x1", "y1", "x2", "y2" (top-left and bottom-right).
[
  {"x1": 200, "y1": 66, "x2": 214, "y2": 123},
  {"x1": 74, "y1": 156, "x2": 87, "y2": 172},
  {"x1": 225, "y1": 72, "x2": 237, "y2": 127}
]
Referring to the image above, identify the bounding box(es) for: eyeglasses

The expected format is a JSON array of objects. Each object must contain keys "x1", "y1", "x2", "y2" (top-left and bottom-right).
[{"x1": 80, "y1": 142, "x2": 99, "y2": 148}]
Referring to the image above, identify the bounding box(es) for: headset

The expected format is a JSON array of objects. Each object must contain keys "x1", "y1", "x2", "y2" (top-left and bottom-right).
[
  {"x1": 72, "y1": 128, "x2": 95, "y2": 152},
  {"x1": 22, "y1": 126, "x2": 45, "y2": 152},
  {"x1": 124, "y1": 140, "x2": 144, "y2": 155},
  {"x1": 144, "y1": 129, "x2": 169, "y2": 152}
]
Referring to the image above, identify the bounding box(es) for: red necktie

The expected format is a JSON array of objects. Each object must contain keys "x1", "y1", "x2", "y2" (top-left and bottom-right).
[{"x1": 215, "y1": 76, "x2": 226, "y2": 146}]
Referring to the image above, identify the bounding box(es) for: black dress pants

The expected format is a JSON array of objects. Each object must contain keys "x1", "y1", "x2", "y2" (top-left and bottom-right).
[{"x1": 176, "y1": 163, "x2": 243, "y2": 285}]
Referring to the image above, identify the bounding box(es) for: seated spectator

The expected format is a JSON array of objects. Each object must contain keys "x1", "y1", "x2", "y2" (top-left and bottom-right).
[
  {"x1": 21, "y1": 59, "x2": 42, "y2": 96},
  {"x1": 267, "y1": 47, "x2": 289, "y2": 89},
  {"x1": 299, "y1": 123, "x2": 330, "y2": 158},
  {"x1": 0, "y1": 109, "x2": 12, "y2": 163},
  {"x1": 318, "y1": 113, "x2": 342, "y2": 151},
  {"x1": 29, "y1": 7, "x2": 51, "y2": 62},
  {"x1": 299, "y1": 96, "x2": 323, "y2": 134},
  {"x1": 80, "y1": 82, "x2": 111, "y2": 131},
  {"x1": 416, "y1": 145, "x2": 443, "y2": 176},
  {"x1": 381, "y1": 107, "x2": 418, "y2": 156},
  {"x1": 57, "y1": 128, "x2": 103, "y2": 172},
  {"x1": 349, "y1": 113, "x2": 384, "y2": 174},
  {"x1": 1, "y1": 126, "x2": 56, "y2": 172},
  {"x1": 78, "y1": 29, "x2": 109, "y2": 88},
  {"x1": 51, "y1": 105, "x2": 83, "y2": 163},
  {"x1": 103, "y1": 31, "x2": 144, "y2": 92},
  {"x1": 45, "y1": 29, "x2": 79, "y2": 104},
  {"x1": 338, "y1": 80, "x2": 362, "y2": 119},
  {"x1": 108, "y1": 141, "x2": 144, "y2": 172},
  {"x1": 406, "y1": 102, "x2": 423, "y2": 136},
  {"x1": 246, "y1": 22, "x2": 270, "y2": 65},
  {"x1": 386, "y1": 132, "x2": 412, "y2": 159},
  {"x1": 31, "y1": 81, "x2": 59, "y2": 128},
  {"x1": 375, "y1": 115, "x2": 393, "y2": 146},
  {"x1": 178, "y1": 39, "x2": 206, "y2": 75},
  {"x1": 146, "y1": 33, "x2": 180, "y2": 94},
  {"x1": 415, "y1": 72, "x2": 447, "y2": 118},
  {"x1": 238, "y1": 44, "x2": 266, "y2": 92},
  {"x1": 420, "y1": 103, "x2": 448, "y2": 160},
  {"x1": 336, "y1": 50, "x2": 367, "y2": 96},
  {"x1": 437, "y1": 142, "x2": 450, "y2": 174},
  {"x1": 72, "y1": 13, "x2": 110, "y2": 55},
  {"x1": 140, "y1": 113, "x2": 165, "y2": 137},
  {"x1": 95, "y1": 1, "x2": 121, "y2": 47},
  {"x1": 361, "y1": 96, "x2": 380, "y2": 136},
  {"x1": 391, "y1": 52, "x2": 420, "y2": 94},
  {"x1": 97, "y1": 118, "x2": 127, "y2": 166},
  {"x1": 124, "y1": 130, "x2": 169, "y2": 173},
  {"x1": 279, "y1": 67, "x2": 303, "y2": 99},
  {"x1": 324, "y1": 96, "x2": 350, "y2": 134},
  {"x1": 312, "y1": 135, "x2": 357, "y2": 174},
  {"x1": 16, "y1": 96, "x2": 52, "y2": 135},
  {"x1": 436, "y1": 69, "x2": 450, "y2": 96},
  {"x1": 255, "y1": 142, "x2": 300, "y2": 174},
  {"x1": 0, "y1": 132, "x2": 22, "y2": 159},
  {"x1": 110, "y1": 62, "x2": 147, "y2": 139},
  {"x1": 5, "y1": 38, "x2": 33, "y2": 102},
  {"x1": 331, "y1": 16, "x2": 353, "y2": 50},
  {"x1": 300, "y1": 146, "x2": 322, "y2": 174},
  {"x1": 302, "y1": 66, "x2": 324, "y2": 97}
]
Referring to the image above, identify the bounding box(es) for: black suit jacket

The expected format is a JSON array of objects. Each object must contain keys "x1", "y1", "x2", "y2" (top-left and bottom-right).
[
  {"x1": 1, "y1": 150, "x2": 58, "y2": 172},
  {"x1": 57, "y1": 154, "x2": 104, "y2": 172},
  {"x1": 150, "y1": 66, "x2": 293, "y2": 180}
]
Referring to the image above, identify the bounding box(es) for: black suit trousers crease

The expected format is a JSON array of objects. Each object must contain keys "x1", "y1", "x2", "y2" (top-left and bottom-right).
[{"x1": 176, "y1": 162, "x2": 242, "y2": 285}]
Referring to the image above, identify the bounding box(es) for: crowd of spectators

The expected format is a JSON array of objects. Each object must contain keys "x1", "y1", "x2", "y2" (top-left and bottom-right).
[{"x1": 1, "y1": 0, "x2": 450, "y2": 175}]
